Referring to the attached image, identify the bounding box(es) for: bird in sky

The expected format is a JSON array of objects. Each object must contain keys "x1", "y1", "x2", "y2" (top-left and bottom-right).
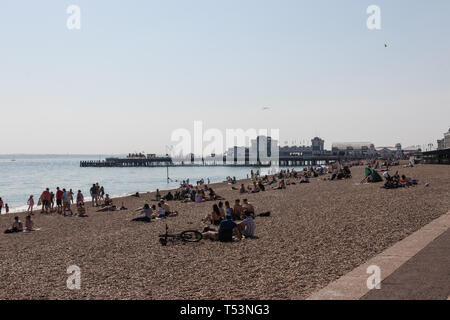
[{"x1": 261, "y1": 106, "x2": 271, "y2": 110}]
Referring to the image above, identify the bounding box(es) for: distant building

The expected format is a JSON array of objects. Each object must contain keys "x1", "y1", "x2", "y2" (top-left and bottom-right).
[
  {"x1": 226, "y1": 135, "x2": 278, "y2": 164},
  {"x1": 279, "y1": 137, "x2": 327, "y2": 157},
  {"x1": 311, "y1": 137, "x2": 325, "y2": 155},
  {"x1": 437, "y1": 128, "x2": 450, "y2": 150},
  {"x1": 331, "y1": 142, "x2": 376, "y2": 157},
  {"x1": 376, "y1": 143, "x2": 403, "y2": 159}
]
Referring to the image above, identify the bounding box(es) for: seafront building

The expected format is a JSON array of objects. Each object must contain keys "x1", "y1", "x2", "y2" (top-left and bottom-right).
[
  {"x1": 331, "y1": 142, "x2": 377, "y2": 158},
  {"x1": 437, "y1": 128, "x2": 450, "y2": 150}
]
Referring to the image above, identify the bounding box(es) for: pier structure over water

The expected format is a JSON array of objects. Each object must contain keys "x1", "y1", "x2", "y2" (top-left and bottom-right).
[{"x1": 79, "y1": 154, "x2": 367, "y2": 168}]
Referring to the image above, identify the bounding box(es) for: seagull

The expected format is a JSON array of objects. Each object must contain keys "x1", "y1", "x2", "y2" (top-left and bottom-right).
[
  {"x1": 261, "y1": 106, "x2": 271, "y2": 110},
  {"x1": 384, "y1": 43, "x2": 388, "y2": 48}
]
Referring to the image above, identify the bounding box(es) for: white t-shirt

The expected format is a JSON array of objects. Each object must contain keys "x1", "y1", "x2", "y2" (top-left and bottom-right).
[
  {"x1": 143, "y1": 208, "x2": 153, "y2": 218},
  {"x1": 241, "y1": 217, "x2": 256, "y2": 237}
]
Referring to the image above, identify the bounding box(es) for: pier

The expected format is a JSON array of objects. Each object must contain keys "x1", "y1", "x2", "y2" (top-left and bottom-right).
[{"x1": 79, "y1": 154, "x2": 365, "y2": 168}]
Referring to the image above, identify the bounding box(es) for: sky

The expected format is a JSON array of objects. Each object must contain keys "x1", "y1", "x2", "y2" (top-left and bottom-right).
[{"x1": 0, "y1": 0, "x2": 449, "y2": 154}]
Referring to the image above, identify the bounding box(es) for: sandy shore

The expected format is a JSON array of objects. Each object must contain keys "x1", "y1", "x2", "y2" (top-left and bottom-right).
[{"x1": 0, "y1": 164, "x2": 449, "y2": 300}]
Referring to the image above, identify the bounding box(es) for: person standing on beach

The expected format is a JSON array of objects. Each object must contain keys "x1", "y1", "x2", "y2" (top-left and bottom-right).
[
  {"x1": 62, "y1": 189, "x2": 72, "y2": 216},
  {"x1": 56, "y1": 187, "x2": 64, "y2": 214},
  {"x1": 5, "y1": 204, "x2": 9, "y2": 214},
  {"x1": 90, "y1": 184, "x2": 98, "y2": 207},
  {"x1": 40, "y1": 188, "x2": 51, "y2": 214},
  {"x1": 69, "y1": 189, "x2": 74, "y2": 204},
  {"x1": 0, "y1": 198, "x2": 3, "y2": 214},
  {"x1": 27, "y1": 195, "x2": 34, "y2": 214},
  {"x1": 99, "y1": 186, "x2": 105, "y2": 202},
  {"x1": 76, "y1": 190, "x2": 84, "y2": 206},
  {"x1": 50, "y1": 191, "x2": 55, "y2": 212}
]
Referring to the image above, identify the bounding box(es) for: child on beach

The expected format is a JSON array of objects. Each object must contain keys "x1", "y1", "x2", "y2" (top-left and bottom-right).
[
  {"x1": 27, "y1": 195, "x2": 34, "y2": 214},
  {"x1": 25, "y1": 215, "x2": 35, "y2": 231}
]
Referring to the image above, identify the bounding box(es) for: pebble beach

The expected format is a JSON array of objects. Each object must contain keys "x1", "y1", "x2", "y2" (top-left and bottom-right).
[{"x1": 0, "y1": 163, "x2": 449, "y2": 300}]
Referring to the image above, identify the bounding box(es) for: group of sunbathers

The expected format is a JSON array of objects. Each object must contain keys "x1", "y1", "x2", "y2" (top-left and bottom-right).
[
  {"x1": 382, "y1": 171, "x2": 418, "y2": 189},
  {"x1": 4, "y1": 215, "x2": 37, "y2": 234},
  {"x1": 202, "y1": 199, "x2": 260, "y2": 242},
  {"x1": 132, "y1": 200, "x2": 177, "y2": 222},
  {"x1": 156, "y1": 184, "x2": 224, "y2": 203}
]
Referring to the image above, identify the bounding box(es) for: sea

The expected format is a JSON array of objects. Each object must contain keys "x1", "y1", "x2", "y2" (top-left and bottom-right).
[{"x1": 0, "y1": 154, "x2": 291, "y2": 214}]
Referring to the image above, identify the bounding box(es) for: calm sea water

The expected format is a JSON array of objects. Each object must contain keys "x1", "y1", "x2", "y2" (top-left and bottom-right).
[{"x1": 0, "y1": 155, "x2": 285, "y2": 213}]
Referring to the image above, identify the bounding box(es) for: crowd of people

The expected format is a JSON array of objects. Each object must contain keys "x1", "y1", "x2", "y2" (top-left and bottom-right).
[{"x1": 2, "y1": 159, "x2": 418, "y2": 236}]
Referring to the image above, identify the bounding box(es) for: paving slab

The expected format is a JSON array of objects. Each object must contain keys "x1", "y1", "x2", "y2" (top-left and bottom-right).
[{"x1": 307, "y1": 210, "x2": 450, "y2": 300}]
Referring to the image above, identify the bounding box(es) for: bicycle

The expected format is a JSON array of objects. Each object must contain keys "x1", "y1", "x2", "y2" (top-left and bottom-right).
[{"x1": 159, "y1": 224, "x2": 202, "y2": 246}]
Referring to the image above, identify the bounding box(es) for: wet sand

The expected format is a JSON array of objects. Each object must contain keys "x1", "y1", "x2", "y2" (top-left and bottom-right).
[{"x1": 0, "y1": 164, "x2": 449, "y2": 299}]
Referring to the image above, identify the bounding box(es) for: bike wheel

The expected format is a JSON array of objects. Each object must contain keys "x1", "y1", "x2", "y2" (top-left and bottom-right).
[{"x1": 180, "y1": 230, "x2": 202, "y2": 242}]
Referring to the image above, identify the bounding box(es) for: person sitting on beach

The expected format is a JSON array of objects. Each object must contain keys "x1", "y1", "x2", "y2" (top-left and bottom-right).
[
  {"x1": 154, "y1": 202, "x2": 164, "y2": 218},
  {"x1": 274, "y1": 179, "x2": 286, "y2": 190},
  {"x1": 96, "y1": 205, "x2": 117, "y2": 212},
  {"x1": 164, "y1": 191, "x2": 174, "y2": 201},
  {"x1": 195, "y1": 191, "x2": 203, "y2": 203},
  {"x1": 203, "y1": 204, "x2": 223, "y2": 226},
  {"x1": 239, "y1": 184, "x2": 247, "y2": 194},
  {"x1": 300, "y1": 176, "x2": 310, "y2": 183},
  {"x1": 233, "y1": 199, "x2": 243, "y2": 220},
  {"x1": 161, "y1": 201, "x2": 171, "y2": 216},
  {"x1": 104, "y1": 194, "x2": 113, "y2": 206},
  {"x1": 242, "y1": 199, "x2": 255, "y2": 217},
  {"x1": 77, "y1": 203, "x2": 88, "y2": 217},
  {"x1": 258, "y1": 180, "x2": 265, "y2": 191},
  {"x1": 225, "y1": 201, "x2": 234, "y2": 217},
  {"x1": 4, "y1": 216, "x2": 23, "y2": 233},
  {"x1": 202, "y1": 213, "x2": 240, "y2": 242},
  {"x1": 131, "y1": 204, "x2": 152, "y2": 222},
  {"x1": 25, "y1": 215, "x2": 35, "y2": 231},
  {"x1": 237, "y1": 211, "x2": 256, "y2": 239},
  {"x1": 218, "y1": 201, "x2": 226, "y2": 219},
  {"x1": 249, "y1": 181, "x2": 260, "y2": 193}
]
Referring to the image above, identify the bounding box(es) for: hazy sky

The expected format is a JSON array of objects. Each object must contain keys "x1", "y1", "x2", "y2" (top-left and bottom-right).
[{"x1": 1, "y1": 0, "x2": 449, "y2": 154}]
